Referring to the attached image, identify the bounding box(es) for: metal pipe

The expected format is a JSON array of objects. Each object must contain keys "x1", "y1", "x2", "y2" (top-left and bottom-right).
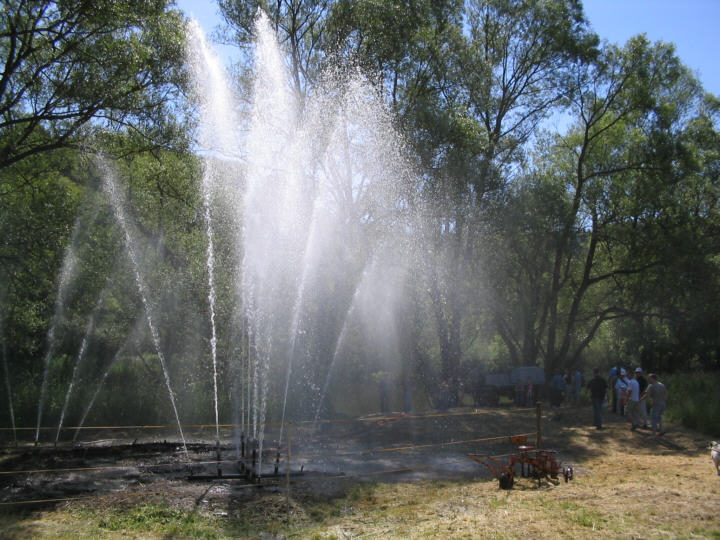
[
  {"x1": 216, "y1": 439, "x2": 222, "y2": 478},
  {"x1": 286, "y1": 423, "x2": 291, "y2": 525},
  {"x1": 536, "y1": 401, "x2": 542, "y2": 449}
]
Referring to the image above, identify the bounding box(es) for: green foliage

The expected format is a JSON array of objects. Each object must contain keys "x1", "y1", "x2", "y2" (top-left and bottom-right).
[
  {"x1": 1, "y1": 0, "x2": 719, "y2": 434},
  {"x1": 664, "y1": 372, "x2": 720, "y2": 437},
  {"x1": 97, "y1": 503, "x2": 219, "y2": 538},
  {"x1": 0, "y1": 0, "x2": 188, "y2": 171}
]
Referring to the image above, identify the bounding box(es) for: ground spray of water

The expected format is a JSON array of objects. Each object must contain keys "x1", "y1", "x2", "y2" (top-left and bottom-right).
[
  {"x1": 312, "y1": 257, "x2": 377, "y2": 427},
  {"x1": 55, "y1": 288, "x2": 106, "y2": 443},
  {"x1": 278, "y1": 196, "x2": 332, "y2": 445},
  {"x1": 101, "y1": 161, "x2": 188, "y2": 457},
  {"x1": 72, "y1": 349, "x2": 119, "y2": 443},
  {"x1": 185, "y1": 20, "x2": 245, "y2": 447},
  {"x1": 35, "y1": 240, "x2": 79, "y2": 443},
  {"x1": 73, "y1": 314, "x2": 147, "y2": 442}
]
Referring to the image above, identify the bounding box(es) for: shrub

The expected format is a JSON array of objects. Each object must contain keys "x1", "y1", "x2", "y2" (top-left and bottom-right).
[{"x1": 663, "y1": 371, "x2": 720, "y2": 437}]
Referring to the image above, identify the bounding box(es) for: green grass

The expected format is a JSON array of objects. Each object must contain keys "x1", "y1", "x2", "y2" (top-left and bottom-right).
[
  {"x1": 688, "y1": 528, "x2": 720, "y2": 540},
  {"x1": 96, "y1": 503, "x2": 219, "y2": 538}
]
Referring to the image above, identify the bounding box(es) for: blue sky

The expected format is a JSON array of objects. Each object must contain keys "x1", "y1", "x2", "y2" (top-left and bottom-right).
[
  {"x1": 175, "y1": 0, "x2": 720, "y2": 96},
  {"x1": 583, "y1": 0, "x2": 719, "y2": 95}
]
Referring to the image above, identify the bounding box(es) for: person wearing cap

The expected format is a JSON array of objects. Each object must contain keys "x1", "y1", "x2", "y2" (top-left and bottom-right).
[
  {"x1": 635, "y1": 367, "x2": 648, "y2": 428},
  {"x1": 614, "y1": 368, "x2": 630, "y2": 416}
]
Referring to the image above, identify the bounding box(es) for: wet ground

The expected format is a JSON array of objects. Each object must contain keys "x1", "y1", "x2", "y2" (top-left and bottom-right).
[{"x1": 0, "y1": 407, "x2": 555, "y2": 509}]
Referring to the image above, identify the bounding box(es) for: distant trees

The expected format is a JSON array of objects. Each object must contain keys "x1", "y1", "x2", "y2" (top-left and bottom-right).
[
  {"x1": 216, "y1": 0, "x2": 720, "y2": 381},
  {"x1": 1, "y1": 0, "x2": 719, "y2": 431},
  {"x1": 0, "y1": 1, "x2": 199, "y2": 428},
  {"x1": 483, "y1": 36, "x2": 720, "y2": 374}
]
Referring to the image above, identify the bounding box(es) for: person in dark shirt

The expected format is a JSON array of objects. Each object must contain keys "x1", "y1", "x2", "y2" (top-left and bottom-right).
[{"x1": 587, "y1": 368, "x2": 608, "y2": 430}]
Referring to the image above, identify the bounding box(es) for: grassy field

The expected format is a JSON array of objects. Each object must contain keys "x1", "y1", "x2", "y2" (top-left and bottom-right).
[{"x1": 1, "y1": 405, "x2": 719, "y2": 539}]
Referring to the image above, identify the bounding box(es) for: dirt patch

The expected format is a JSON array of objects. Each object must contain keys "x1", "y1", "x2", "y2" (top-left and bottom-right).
[
  {"x1": 0, "y1": 407, "x2": 538, "y2": 506},
  {"x1": 1, "y1": 405, "x2": 719, "y2": 538}
]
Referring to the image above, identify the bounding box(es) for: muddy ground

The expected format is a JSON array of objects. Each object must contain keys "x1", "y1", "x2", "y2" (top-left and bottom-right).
[
  {"x1": 1, "y1": 404, "x2": 717, "y2": 539},
  {"x1": 0, "y1": 407, "x2": 541, "y2": 507}
]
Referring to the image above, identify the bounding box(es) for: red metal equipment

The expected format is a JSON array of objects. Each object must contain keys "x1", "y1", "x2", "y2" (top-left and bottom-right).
[{"x1": 468, "y1": 435, "x2": 573, "y2": 489}]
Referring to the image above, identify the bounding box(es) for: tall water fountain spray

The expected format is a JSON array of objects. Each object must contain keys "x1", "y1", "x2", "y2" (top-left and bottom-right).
[
  {"x1": 35, "y1": 238, "x2": 80, "y2": 443},
  {"x1": 17, "y1": 10, "x2": 420, "y2": 458},
  {"x1": 185, "y1": 12, "x2": 419, "y2": 473},
  {"x1": 185, "y1": 19, "x2": 242, "y2": 448},
  {"x1": 55, "y1": 289, "x2": 106, "y2": 444}
]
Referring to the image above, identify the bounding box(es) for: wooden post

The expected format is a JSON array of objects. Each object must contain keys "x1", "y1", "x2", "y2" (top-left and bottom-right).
[
  {"x1": 536, "y1": 401, "x2": 542, "y2": 449},
  {"x1": 286, "y1": 422, "x2": 291, "y2": 525}
]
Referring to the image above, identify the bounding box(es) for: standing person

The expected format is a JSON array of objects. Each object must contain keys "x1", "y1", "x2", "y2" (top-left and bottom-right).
[
  {"x1": 635, "y1": 368, "x2": 648, "y2": 428},
  {"x1": 587, "y1": 368, "x2": 608, "y2": 430},
  {"x1": 625, "y1": 371, "x2": 641, "y2": 430},
  {"x1": 614, "y1": 368, "x2": 629, "y2": 416},
  {"x1": 642, "y1": 373, "x2": 668, "y2": 436},
  {"x1": 609, "y1": 365, "x2": 619, "y2": 413},
  {"x1": 550, "y1": 371, "x2": 565, "y2": 408}
]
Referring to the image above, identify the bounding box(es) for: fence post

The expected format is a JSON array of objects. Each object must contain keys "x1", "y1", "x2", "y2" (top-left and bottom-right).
[
  {"x1": 535, "y1": 401, "x2": 542, "y2": 449},
  {"x1": 286, "y1": 422, "x2": 291, "y2": 525}
]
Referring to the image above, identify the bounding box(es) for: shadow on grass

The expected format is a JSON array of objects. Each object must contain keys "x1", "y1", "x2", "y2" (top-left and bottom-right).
[{"x1": 541, "y1": 404, "x2": 702, "y2": 465}]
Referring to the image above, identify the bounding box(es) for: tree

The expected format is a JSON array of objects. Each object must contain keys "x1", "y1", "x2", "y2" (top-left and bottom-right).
[
  {"x1": 484, "y1": 36, "x2": 717, "y2": 374},
  {"x1": 218, "y1": 0, "x2": 330, "y2": 102},
  {"x1": 420, "y1": 0, "x2": 597, "y2": 379},
  {"x1": 612, "y1": 93, "x2": 720, "y2": 372},
  {"x1": 0, "y1": 0, "x2": 187, "y2": 172}
]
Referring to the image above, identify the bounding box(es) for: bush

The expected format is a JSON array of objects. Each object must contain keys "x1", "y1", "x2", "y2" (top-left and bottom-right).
[{"x1": 663, "y1": 371, "x2": 720, "y2": 437}]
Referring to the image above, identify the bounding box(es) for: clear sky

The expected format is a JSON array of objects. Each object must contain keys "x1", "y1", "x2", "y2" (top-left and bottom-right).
[
  {"x1": 582, "y1": 0, "x2": 719, "y2": 96},
  {"x1": 175, "y1": 0, "x2": 720, "y2": 96}
]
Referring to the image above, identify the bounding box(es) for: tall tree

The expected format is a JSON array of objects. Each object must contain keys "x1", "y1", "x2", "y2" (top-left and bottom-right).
[
  {"x1": 0, "y1": 0, "x2": 186, "y2": 172},
  {"x1": 424, "y1": 0, "x2": 597, "y2": 379},
  {"x1": 613, "y1": 93, "x2": 720, "y2": 372},
  {"x1": 484, "y1": 36, "x2": 715, "y2": 373}
]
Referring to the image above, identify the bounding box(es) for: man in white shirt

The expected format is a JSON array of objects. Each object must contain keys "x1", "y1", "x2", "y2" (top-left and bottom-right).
[
  {"x1": 614, "y1": 368, "x2": 629, "y2": 416},
  {"x1": 625, "y1": 370, "x2": 641, "y2": 431}
]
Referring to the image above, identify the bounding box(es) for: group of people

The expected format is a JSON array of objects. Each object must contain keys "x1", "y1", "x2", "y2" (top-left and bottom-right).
[{"x1": 586, "y1": 366, "x2": 668, "y2": 436}]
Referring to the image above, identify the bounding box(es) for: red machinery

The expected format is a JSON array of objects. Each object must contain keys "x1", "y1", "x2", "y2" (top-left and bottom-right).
[{"x1": 468, "y1": 435, "x2": 573, "y2": 489}]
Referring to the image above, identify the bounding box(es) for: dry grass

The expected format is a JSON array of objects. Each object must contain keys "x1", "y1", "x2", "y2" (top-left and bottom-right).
[{"x1": 2, "y1": 406, "x2": 719, "y2": 539}]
